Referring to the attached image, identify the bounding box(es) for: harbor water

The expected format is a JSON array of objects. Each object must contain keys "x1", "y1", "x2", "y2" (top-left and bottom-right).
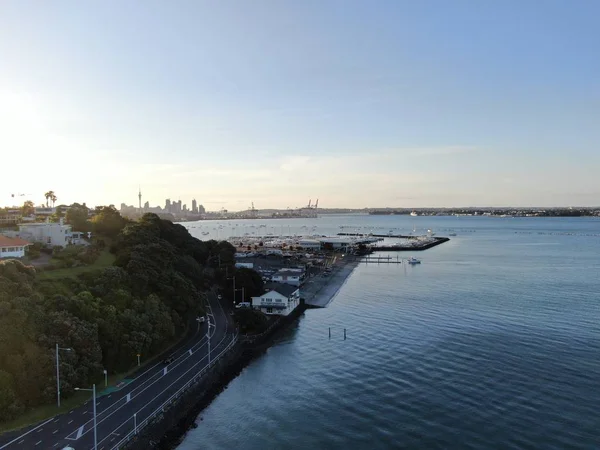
[{"x1": 182, "y1": 215, "x2": 600, "y2": 450}]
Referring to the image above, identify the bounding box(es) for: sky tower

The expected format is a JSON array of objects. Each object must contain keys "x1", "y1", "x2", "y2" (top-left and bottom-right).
[{"x1": 138, "y1": 186, "x2": 142, "y2": 210}]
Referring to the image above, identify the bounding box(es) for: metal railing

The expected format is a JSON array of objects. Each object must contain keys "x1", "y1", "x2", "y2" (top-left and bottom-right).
[{"x1": 110, "y1": 332, "x2": 239, "y2": 450}]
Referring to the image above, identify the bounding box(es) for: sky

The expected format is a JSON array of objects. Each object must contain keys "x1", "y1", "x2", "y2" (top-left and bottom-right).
[{"x1": 1, "y1": 0, "x2": 599, "y2": 210}]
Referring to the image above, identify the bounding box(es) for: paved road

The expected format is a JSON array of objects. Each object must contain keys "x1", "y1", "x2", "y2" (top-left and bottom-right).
[{"x1": 0, "y1": 292, "x2": 234, "y2": 450}]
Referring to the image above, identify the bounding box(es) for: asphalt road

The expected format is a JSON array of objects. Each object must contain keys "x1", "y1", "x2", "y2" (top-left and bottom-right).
[{"x1": 0, "y1": 292, "x2": 234, "y2": 450}]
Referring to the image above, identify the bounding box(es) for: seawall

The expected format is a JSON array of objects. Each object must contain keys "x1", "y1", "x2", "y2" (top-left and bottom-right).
[{"x1": 124, "y1": 304, "x2": 307, "y2": 450}]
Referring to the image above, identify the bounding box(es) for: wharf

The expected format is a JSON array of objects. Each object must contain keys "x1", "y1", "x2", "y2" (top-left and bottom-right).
[
  {"x1": 362, "y1": 256, "x2": 404, "y2": 264},
  {"x1": 372, "y1": 237, "x2": 449, "y2": 251}
]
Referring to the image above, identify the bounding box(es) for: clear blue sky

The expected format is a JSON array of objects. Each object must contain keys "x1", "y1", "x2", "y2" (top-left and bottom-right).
[{"x1": 1, "y1": 0, "x2": 599, "y2": 209}]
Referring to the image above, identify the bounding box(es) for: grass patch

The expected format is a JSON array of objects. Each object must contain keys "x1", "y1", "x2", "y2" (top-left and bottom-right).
[{"x1": 37, "y1": 249, "x2": 116, "y2": 280}]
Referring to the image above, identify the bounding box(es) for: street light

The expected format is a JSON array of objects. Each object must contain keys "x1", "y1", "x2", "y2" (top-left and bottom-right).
[
  {"x1": 55, "y1": 344, "x2": 72, "y2": 408},
  {"x1": 74, "y1": 384, "x2": 97, "y2": 450},
  {"x1": 206, "y1": 319, "x2": 215, "y2": 366}
]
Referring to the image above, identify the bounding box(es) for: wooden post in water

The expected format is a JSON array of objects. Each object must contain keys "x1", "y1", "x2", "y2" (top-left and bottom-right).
[
  {"x1": 329, "y1": 327, "x2": 331, "y2": 339},
  {"x1": 344, "y1": 328, "x2": 346, "y2": 340}
]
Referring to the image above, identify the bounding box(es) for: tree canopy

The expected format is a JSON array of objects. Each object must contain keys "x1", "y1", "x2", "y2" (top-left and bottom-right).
[{"x1": 0, "y1": 212, "x2": 240, "y2": 423}]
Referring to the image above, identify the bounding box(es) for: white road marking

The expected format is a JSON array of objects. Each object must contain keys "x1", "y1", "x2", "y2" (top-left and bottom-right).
[
  {"x1": 68, "y1": 420, "x2": 73, "y2": 424},
  {"x1": 0, "y1": 418, "x2": 53, "y2": 450},
  {"x1": 17, "y1": 440, "x2": 24, "y2": 444},
  {"x1": 54, "y1": 419, "x2": 60, "y2": 423},
  {"x1": 69, "y1": 410, "x2": 74, "y2": 414},
  {"x1": 95, "y1": 295, "x2": 230, "y2": 448},
  {"x1": 75, "y1": 425, "x2": 85, "y2": 439},
  {"x1": 52, "y1": 430, "x2": 58, "y2": 434},
  {"x1": 35, "y1": 441, "x2": 42, "y2": 446},
  {"x1": 36, "y1": 428, "x2": 43, "y2": 432}
]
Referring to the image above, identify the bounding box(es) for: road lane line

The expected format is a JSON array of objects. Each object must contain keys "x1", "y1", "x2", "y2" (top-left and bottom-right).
[
  {"x1": 68, "y1": 420, "x2": 73, "y2": 424},
  {"x1": 36, "y1": 428, "x2": 43, "y2": 432},
  {"x1": 17, "y1": 440, "x2": 24, "y2": 444},
  {"x1": 52, "y1": 430, "x2": 58, "y2": 434},
  {"x1": 67, "y1": 316, "x2": 218, "y2": 441},
  {"x1": 54, "y1": 419, "x2": 60, "y2": 423},
  {"x1": 99, "y1": 334, "x2": 233, "y2": 449},
  {"x1": 76, "y1": 425, "x2": 85, "y2": 439},
  {"x1": 98, "y1": 296, "x2": 231, "y2": 448},
  {"x1": 35, "y1": 441, "x2": 41, "y2": 446},
  {"x1": 0, "y1": 418, "x2": 54, "y2": 449}
]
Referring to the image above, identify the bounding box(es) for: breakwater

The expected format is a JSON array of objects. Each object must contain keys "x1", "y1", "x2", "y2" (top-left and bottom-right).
[{"x1": 373, "y1": 237, "x2": 450, "y2": 251}]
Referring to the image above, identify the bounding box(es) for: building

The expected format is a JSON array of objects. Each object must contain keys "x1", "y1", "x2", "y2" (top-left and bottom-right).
[
  {"x1": 0, "y1": 209, "x2": 22, "y2": 225},
  {"x1": 271, "y1": 268, "x2": 305, "y2": 286},
  {"x1": 192, "y1": 199, "x2": 198, "y2": 214},
  {"x1": 34, "y1": 207, "x2": 55, "y2": 217},
  {"x1": 17, "y1": 220, "x2": 76, "y2": 247},
  {"x1": 297, "y1": 239, "x2": 322, "y2": 249},
  {"x1": 0, "y1": 236, "x2": 31, "y2": 258},
  {"x1": 251, "y1": 282, "x2": 300, "y2": 316}
]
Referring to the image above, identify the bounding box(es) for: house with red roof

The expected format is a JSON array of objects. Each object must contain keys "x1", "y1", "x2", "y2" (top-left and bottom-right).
[{"x1": 0, "y1": 236, "x2": 32, "y2": 259}]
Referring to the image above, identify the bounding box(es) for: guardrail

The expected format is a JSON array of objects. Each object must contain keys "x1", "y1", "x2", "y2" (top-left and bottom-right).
[{"x1": 110, "y1": 332, "x2": 239, "y2": 450}]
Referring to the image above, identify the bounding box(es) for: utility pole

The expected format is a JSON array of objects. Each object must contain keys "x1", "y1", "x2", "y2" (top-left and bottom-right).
[
  {"x1": 75, "y1": 385, "x2": 97, "y2": 450},
  {"x1": 55, "y1": 344, "x2": 72, "y2": 408}
]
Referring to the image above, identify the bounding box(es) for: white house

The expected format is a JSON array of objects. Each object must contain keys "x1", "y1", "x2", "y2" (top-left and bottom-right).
[
  {"x1": 271, "y1": 268, "x2": 305, "y2": 286},
  {"x1": 251, "y1": 282, "x2": 300, "y2": 316},
  {"x1": 17, "y1": 219, "x2": 83, "y2": 247},
  {"x1": 0, "y1": 236, "x2": 31, "y2": 259}
]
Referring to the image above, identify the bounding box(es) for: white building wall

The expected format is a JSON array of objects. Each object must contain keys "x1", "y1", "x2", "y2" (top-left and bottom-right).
[
  {"x1": 251, "y1": 290, "x2": 300, "y2": 316},
  {"x1": 271, "y1": 274, "x2": 301, "y2": 286},
  {"x1": 18, "y1": 223, "x2": 72, "y2": 247},
  {"x1": 0, "y1": 246, "x2": 26, "y2": 258}
]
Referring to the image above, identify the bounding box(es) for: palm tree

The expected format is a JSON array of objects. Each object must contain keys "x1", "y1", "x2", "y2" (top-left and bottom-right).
[
  {"x1": 50, "y1": 193, "x2": 57, "y2": 207},
  {"x1": 44, "y1": 191, "x2": 55, "y2": 207}
]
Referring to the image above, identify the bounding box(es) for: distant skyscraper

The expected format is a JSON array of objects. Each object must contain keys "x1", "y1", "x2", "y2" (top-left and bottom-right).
[
  {"x1": 144, "y1": 201, "x2": 149, "y2": 210},
  {"x1": 138, "y1": 187, "x2": 142, "y2": 210},
  {"x1": 192, "y1": 199, "x2": 197, "y2": 214},
  {"x1": 199, "y1": 204, "x2": 205, "y2": 214},
  {"x1": 165, "y1": 199, "x2": 171, "y2": 212}
]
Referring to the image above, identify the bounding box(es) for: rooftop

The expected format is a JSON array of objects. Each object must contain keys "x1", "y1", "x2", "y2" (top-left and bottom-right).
[
  {"x1": 263, "y1": 282, "x2": 299, "y2": 298},
  {"x1": 0, "y1": 236, "x2": 32, "y2": 247}
]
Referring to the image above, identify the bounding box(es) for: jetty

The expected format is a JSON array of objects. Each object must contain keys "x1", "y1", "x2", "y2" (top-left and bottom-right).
[
  {"x1": 373, "y1": 237, "x2": 449, "y2": 251},
  {"x1": 337, "y1": 233, "x2": 450, "y2": 251}
]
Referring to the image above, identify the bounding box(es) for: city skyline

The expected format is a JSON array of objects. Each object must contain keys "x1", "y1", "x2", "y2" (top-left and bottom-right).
[{"x1": 2, "y1": 1, "x2": 600, "y2": 208}]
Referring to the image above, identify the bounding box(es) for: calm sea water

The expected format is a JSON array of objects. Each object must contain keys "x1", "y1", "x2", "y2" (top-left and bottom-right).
[{"x1": 181, "y1": 215, "x2": 600, "y2": 450}]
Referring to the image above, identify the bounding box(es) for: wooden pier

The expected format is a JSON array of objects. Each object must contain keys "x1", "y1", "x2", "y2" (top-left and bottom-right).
[{"x1": 362, "y1": 256, "x2": 405, "y2": 264}]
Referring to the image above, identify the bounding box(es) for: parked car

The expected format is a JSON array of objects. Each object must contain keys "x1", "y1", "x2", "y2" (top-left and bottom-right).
[{"x1": 235, "y1": 302, "x2": 251, "y2": 309}]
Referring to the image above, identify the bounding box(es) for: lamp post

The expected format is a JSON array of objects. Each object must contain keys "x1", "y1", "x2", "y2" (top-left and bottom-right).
[
  {"x1": 206, "y1": 319, "x2": 215, "y2": 366},
  {"x1": 75, "y1": 385, "x2": 97, "y2": 450},
  {"x1": 55, "y1": 344, "x2": 72, "y2": 408},
  {"x1": 103, "y1": 369, "x2": 107, "y2": 387}
]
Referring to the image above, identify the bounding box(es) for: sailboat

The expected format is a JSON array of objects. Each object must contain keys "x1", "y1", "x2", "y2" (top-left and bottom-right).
[{"x1": 410, "y1": 211, "x2": 418, "y2": 217}]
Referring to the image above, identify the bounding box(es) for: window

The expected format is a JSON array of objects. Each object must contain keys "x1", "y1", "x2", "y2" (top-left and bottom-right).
[
  {"x1": 275, "y1": 299, "x2": 281, "y2": 302},
  {"x1": 266, "y1": 307, "x2": 273, "y2": 313}
]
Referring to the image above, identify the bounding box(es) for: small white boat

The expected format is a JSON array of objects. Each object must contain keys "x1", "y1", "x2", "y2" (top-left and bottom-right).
[
  {"x1": 407, "y1": 257, "x2": 421, "y2": 265},
  {"x1": 410, "y1": 211, "x2": 418, "y2": 216}
]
